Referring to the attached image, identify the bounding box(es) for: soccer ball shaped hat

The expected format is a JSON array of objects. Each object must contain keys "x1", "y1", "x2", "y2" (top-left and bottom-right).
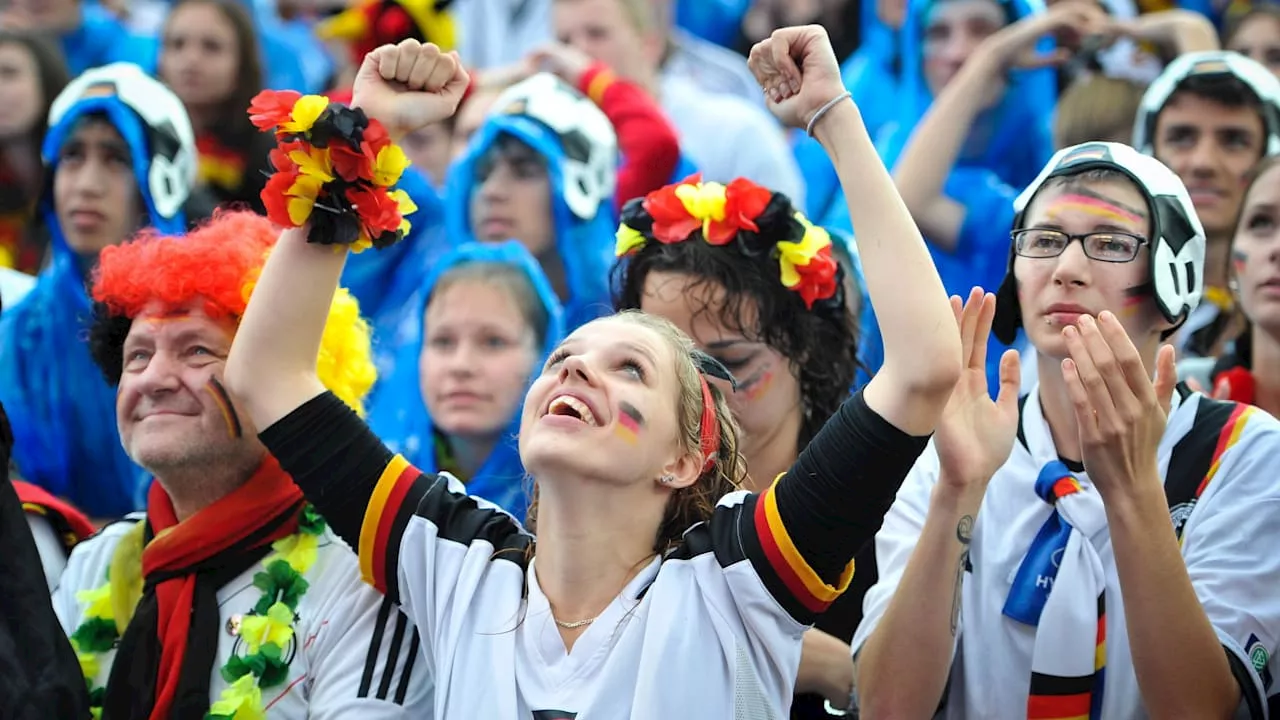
[
  {"x1": 1133, "y1": 50, "x2": 1280, "y2": 157},
  {"x1": 45, "y1": 62, "x2": 196, "y2": 224},
  {"x1": 490, "y1": 73, "x2": 618, "y2": 221},
  {"x1": 991, "y1": 141, "x2": 1205, "y2": 345}
]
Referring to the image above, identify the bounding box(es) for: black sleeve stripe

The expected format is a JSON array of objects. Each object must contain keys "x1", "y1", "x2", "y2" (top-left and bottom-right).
[
  {"x1": 393, "y1": 628, "x2": 421, "y2": 705},
  {"x1": 1225, "y1": 645, "x2": 1266, "y2": 720},
  {"x1": 357, "y1": 596, "x2": 394, "y2": 699},
  {"x1": 375, "y1": 609, "x2": 409, "y2": 701},
  {"x1": 411, "y1": 474, "x2": 533, "y2": 567}
]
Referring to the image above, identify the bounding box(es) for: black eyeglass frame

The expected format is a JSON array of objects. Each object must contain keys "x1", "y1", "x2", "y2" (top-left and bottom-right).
[{"x1": 1009, "y1": 228, "x2": 1151, "y2": 263}]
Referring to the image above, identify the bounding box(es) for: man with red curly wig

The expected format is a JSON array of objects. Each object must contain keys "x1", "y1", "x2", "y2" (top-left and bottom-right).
[{"x1": 50, "y1": 211, "x2": 430, "y2": 720}]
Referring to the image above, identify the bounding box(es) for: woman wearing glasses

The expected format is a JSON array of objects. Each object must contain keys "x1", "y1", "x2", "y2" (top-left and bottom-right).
[{"x1": 851, "y1": 142, "x2": 1280, "y2": 718}]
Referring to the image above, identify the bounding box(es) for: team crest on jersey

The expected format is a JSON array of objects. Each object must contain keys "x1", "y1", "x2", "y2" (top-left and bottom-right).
[
  {"x1": 1246, "y1": 633, "x2": 1273, "y2": 690},
  {"x1": 1169, "y1": 500, "x2": 1196, "y2": 538},
  {"x1": 532, "y1": 711, "x2": 577, "y2": 719}
]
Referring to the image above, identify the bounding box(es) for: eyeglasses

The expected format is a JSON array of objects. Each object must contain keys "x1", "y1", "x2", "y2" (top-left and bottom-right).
[{"x1": 1011, "y1": 229, "x2": 1149, "y2": 263}]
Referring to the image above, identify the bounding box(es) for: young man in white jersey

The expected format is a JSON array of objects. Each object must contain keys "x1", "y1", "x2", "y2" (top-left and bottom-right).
[
  {"x1": 851, "y1": 141, "x2": 1280, "y2": 718},
  {"x1": 51, "y1": 211, "x2": 428, "y2": 719}
]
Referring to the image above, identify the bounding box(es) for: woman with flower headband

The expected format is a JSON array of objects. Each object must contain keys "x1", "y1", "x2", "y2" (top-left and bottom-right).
[
  {"x1": 612, "y1": 177, "x2": 878, "y2": 716},
  {"x1": 225, "y1": 27, "x2": 963, "y2": 717}
]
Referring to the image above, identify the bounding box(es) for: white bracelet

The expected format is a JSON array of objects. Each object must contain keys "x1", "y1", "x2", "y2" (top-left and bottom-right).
[{"x1": 806, "y1": 90, "x2": 853, "y2": 138}]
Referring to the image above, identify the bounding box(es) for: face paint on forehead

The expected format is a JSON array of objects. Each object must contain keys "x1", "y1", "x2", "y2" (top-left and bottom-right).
[{"x1": 1044, "y1": 192, "x2": 1145, "y2": 226}]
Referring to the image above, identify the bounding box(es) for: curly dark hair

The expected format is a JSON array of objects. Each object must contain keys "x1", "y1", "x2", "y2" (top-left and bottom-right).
[
  {"x1": 88, "y1": 306, "x2": 133, "y2": 387},
  {"x1": 612, "y1": 192, "x2": 859, "y2": 445}
]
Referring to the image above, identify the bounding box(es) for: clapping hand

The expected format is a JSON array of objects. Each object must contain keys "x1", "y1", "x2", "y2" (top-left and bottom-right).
[
  {"x1": 1061, "y1": 312, "x2": 1174, "y2": 499},
  {"x1": 934, "y1": 289, "x2": 1022, "y2": 491},
  {"x1": 746, "y1": 25, "x2": 848, "y2": 130},
  {"x1": 351, "y1": 39, "x2": 471, "y2": 141}
]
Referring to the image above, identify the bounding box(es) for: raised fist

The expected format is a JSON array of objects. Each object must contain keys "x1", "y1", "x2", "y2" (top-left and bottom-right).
[
  {"x1": 747, "y1": 25, "x2": 848, "y2": 131},
  {"x1": 352, "y1": 38, "x2": 471, "y2": 141}
]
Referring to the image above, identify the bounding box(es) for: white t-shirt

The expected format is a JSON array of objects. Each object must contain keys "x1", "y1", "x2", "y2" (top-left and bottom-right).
[
  {"x1": 853, "y1": 387, "x2": 1280, "y2": 718},
  {"x1": 367, "y1": 461, "x2": 816, "y2": 718},
  {"x1": 53, "y1": 515, "x2": 431, "y2": 719}
]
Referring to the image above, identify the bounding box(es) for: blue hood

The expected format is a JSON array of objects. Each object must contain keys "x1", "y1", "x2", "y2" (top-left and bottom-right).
[
  {"x1": 0, "y1": 95, "x2": 187, "y2": 517},
  {"x1": 877, "y1": 0, "x2": 1056, "y2": 189},
  {"x1": 366, "y1": 241, "x2": 565, "y2": 520},
  {"x1": 444, "y1": 114, "x2": 617, "y2": 331}
]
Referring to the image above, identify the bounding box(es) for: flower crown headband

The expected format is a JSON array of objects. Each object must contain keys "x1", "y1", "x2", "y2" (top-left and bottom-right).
[
  {"x1": 615, "y1": 175, "x2": 840, "y2": 309},
  {"x1": 249, "y1": 90, "x2": 417, "y2": 252}
]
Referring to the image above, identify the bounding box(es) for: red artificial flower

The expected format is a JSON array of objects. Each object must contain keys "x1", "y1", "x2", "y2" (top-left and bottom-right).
[
  {"x1": 261, "y1": 169, "x2": 302, "y2": 228},
  {"x1": 329, "y1": 141, "x2": 375, "y2": 183},
  {"x1": 346, "y1": 185, "x2": 403, "y2": 235},
  {"x1": 362, "y1": 120, "x2": 391, "y2": 154},
  {"x1": 248, "y1": 90, "x2": 303, "y2": 132},
  {"x1": 791, "y1": 247, "x2": 839, "y2": 309},
  {"x1": 721, "y1": 178, "x2": 771, "y2": 234},
  {"x1": 644, "y1": 177, "x2": 703, "y2": 244}
]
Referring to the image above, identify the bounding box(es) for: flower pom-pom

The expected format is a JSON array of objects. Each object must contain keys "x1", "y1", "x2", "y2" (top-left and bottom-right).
[{"x1": 252, "y1": 90, "x2": 414, "y2": 253}]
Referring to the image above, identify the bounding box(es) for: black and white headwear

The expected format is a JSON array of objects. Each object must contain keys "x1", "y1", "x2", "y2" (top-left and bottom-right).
[
  {"x1": 1132, "y1": 50, "x2": 1280, "y2": 157},
  {"x1": 992, "y1": 142, "x2": 1205, "y2": 344}
]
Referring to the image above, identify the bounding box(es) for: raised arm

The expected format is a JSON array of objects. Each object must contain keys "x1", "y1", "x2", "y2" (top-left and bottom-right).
[
  {"x1": 749, "y1": 25, "x2": 961, "y2": 437},
  {"x1": 226, "y1": 41, "x2": 470, "y2": 430},
  {"x1": 893, "y1": 2, "x2": 1111, "y2": 250}
]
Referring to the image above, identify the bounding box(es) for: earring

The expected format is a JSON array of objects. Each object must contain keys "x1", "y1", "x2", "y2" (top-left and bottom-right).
[{"x1": 659, "y1": 474, "x2": 675, "y2": 485}]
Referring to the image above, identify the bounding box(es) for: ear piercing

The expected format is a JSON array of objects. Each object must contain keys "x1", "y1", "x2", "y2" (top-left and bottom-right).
[{"x1": 659, "y1": 474, "x2": 675, "y2": 485}]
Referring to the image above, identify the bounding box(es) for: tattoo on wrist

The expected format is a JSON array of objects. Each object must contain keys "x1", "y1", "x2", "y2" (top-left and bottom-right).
[{"x1": 951, "y1": 515, "x2": 974, "y2": 636}]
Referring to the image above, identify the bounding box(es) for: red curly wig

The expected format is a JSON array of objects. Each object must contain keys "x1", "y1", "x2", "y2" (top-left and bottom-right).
[
  {"x1": 93, "y1": 210, "x2": 271, "y2": 321},
  {"x1": 89, "y1": 210, "x2": 377, "y2": 415}
]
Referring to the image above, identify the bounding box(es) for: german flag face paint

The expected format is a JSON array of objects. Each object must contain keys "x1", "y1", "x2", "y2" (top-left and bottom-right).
[
  {"x1": 205, "y1": 376, "x2": 242, "y2": 439},
  {"x1": 615, "y1": 401, "x2": 643, "y2": 445}
]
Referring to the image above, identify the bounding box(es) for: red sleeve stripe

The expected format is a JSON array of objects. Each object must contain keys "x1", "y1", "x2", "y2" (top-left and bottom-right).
[
  {"x1": 359, "y1": 455, "x2": 417, "y2": 593},
  {"x1": 751, "y1": 481, "x2": 853, "y2": 614}
]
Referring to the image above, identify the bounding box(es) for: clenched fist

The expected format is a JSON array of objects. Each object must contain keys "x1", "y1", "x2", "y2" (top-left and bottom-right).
[
  {"x1": 352, "y1": 39, "x2": 471, "y2": 141},
  {"x1": 747, "y1": 25, "x2": 849, "y2": 131}
]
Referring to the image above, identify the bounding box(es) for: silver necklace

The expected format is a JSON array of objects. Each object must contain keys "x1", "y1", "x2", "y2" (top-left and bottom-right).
[{"x1": 554, "y1": 615, "x2": 598, "y2": 629}]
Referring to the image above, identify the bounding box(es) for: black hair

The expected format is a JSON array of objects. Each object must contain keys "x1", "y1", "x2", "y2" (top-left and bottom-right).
[
  {"x1": 612, "y1": 192, "x2": 858, "y2": 445},
  {"x1": 1172, "y1": 73, "x2": 1266, "y2": 112},
  {"x1": 87, "y1": 304, "x2": 132, "y2": 387}
]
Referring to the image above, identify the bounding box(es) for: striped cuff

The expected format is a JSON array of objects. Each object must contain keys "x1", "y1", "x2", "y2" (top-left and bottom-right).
[
  {"x1": 579, "y1": 63, "x2": 617, "y2": 106},
  {"x1": 753, "y1": 480, "x2": 854, "y2": 617},
  {"x1": 358, "y1": 454, "x2": 435, "y2": 603}
]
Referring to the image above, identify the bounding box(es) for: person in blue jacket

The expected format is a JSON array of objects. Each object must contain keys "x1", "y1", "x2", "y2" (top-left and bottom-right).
[
  {"x1": 0, "y1": 63, "x2": 197, "y2": 518},
  {"x1": 444, "y1": 72, "x2": 619, "y2": 331},
  {"x1": 366, "y1": 241, "x2": 565, "y2": 520},
  {"x1": 890, "y1": 2, "x2": 1114, "y2": 396}
]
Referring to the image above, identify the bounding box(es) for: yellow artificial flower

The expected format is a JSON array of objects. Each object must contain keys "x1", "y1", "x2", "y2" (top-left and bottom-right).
[
  {"x1": 238, "y1": 602, "x2": 296, "y2": 655},
  {"x1": 285, "y1": 174, "x2": 324, "y2": 226},
  {"x1": 283, "y1": 95, "x2": 329, "y2": 134},
  {"x1": 674, "y1": 181, "x2": 727, "y2": 224},
  {"x1": 78, "y1": 651, "x2": 99, "y2": 681},
  {"x1": 208, "y1": 674, "x2": 266, "y2": 720},
  {"x1": 615, "y1": 224, "x2": 647, "y2": 256},
  {"x1": 392, "y1": 188, "x2": 418, "y2": 234},
  {"x1": 288, "y1": 146, "x2": 334, "y2": 183},
  {"x1": 266, "y1": 532, "x2": 319, "y2": 574},
  {"x1": 372, "y1": 145, "x2": 411, "y2": 187},
  {"x1": 76, "y1": 585, "x2": 114, "y2": 621},
  {"x1": 776, "y1": 223, "x2": 832, "y2": 288},
  {"x1": 90, "y1": 707, "x2": 103, "y2": 720}
]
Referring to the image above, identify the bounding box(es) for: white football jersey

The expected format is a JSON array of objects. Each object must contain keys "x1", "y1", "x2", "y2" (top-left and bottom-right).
[
  {"x1": 853, "y1": 388, "x2": 1280, "y2": 718},
  {"x1": 53, "y1": 516, "x2": 431, "y2": 719},
  {"x1": 362, "y1": 456, "x2": 827, "y2": 718}
]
